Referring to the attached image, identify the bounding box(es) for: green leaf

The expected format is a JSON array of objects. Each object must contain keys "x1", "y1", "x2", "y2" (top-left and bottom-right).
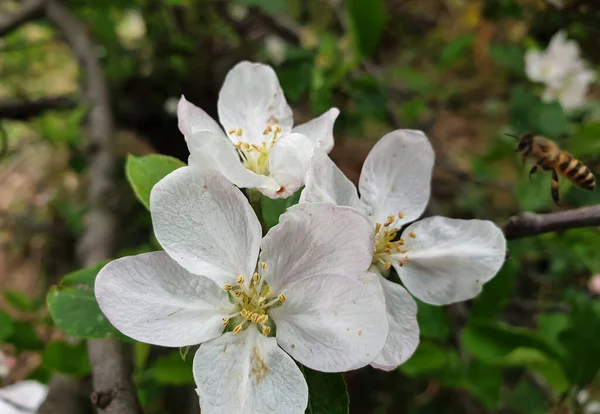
[
  {"x1": 416, "y1": 300, "x2": 450, "y2": 341},
  {"x1": 41, "y1": 341, "x2": 91, "y2": 376},
  {"x1": 400, "y1": 341, "x2": 457, "y2": 377},
  {"x1": 559, "y1": 296, "x2": 600, "y2": 386},
  {"x1": 125, "y1": 154, "x2": 186, "y2": 210},
  {"x1": 6, "y1": 321, "x2": 43, "y2": 351},
  {"x1": 4, "y1": 290, "x2": 37, "y2": 312},
  {"x1": 303, "y1": 367, "x2": 349, "y2": 414},
  {"x1": 461, "y1": 319, "x2": 560, "y2": 363},
  {"x1": 347, "y1": 0, "x2": 385, "y2": 57},
  {"x1": 47, "y1": 262, "x2": 126, "y2": 339},
  {"x1": 232, "y1": 0, "x2": 287, "y2": 13},
  {"x1": 149, "y1": 352, "x2": 194, "y2": 385},
  {"x1": 134, "y1": 342, "x2": 151, "y2": 372},
  {"x1": 471, "y1": 259, "x2": 518, "y2": 319},
  {"x1": 566, "y1": 122, "x2": 600, "y2": 158},
  {"x1": 508, "y1": 85, "x2": 569, "y2": 139},
  {"x1": 509, "y1": 380, "x2": 548, "y2": 414},
  {"x1": 260, "y1": 189, "x2": 302, "y2": 230},
  {"x1": 439, "y1": 35, "x2": 474, "y2": 67},
  {"x1": 0, "y1": 310, "x2": 14, "y2": 341},
  {"x1": 464, "y1": 362, "x2": 502, "y2": 410}
]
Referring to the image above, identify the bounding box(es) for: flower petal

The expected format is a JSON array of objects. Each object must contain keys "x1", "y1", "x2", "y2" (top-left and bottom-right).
[
  {"x1": 395, "y1": 216, "x2": 507, "y2": 305},
  {"x1": 291, "y1": 107, "x2": 339, "y2": 153},
  {"x1": 150, "y1": 167, "x2": 262, "y2": 286},
  {"x1": 299, "y1": 150, "x2": 363, "y2": 211},
  {"x1": 358, "y1": 129, "x2": 434, "y2": 226},
  {"x1": 187, "y1": 130, "x2": 280, "y2": 190},
  {"x1": 259, "y1": 203, "x2": 374, "y2": 292},
  {"x1": 95, "y1": 252, "x2": 231, "y2": 347},
  {"x1": 218, "y1": 61, "x2": 293, "y2": 145},
  {"x1": 0, "y1": 381, "x2": 47, "y2": 413},
  {"x1": 194, "y1": 328, "x2": 308, "y2": 414},
  {"x1": 270, "y1": 273, "x2": 388, "y2": 372},
  {"x1": 369, "y1": 275, "x2": 419, "y2": 369},
  {"x1": 177, "y1": 95, "x2": 224, "y2": 139},
  {"x1": 264, "y1": 133, "x2": 314, "y2": 199}
]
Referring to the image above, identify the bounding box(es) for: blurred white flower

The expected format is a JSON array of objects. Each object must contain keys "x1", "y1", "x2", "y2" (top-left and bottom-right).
[
  {"x1": 588, "y1": 274, "x2": 600, "y2": 295},
  {"x1": 96, "y1": 168, "x2": 388, "y2": 413},
  {"x1": 0, "y1": 380, "x2": 48, "y2": 414},
  {"x1": 178, "y1": 61, "x2": 339, "y2": 199},
  {"x1": 587, "y1": 402, "x2": 600, "y2": 414},
  {"x1": 228, "y1": 4, "x2": 249, "y2": 22},
  {"x1": 301, "y1": 130, "x2": 506, "y2": 370},
  {"x1": 116, "y1": 9, "x2": 146, "y2": 48},
  {"x1": 525, "y1": 31, "x2": 595, "y2": 110},
  {"x1": 163, "y1": 97, "x2": 179, "y2": 116},
  {"x1": 264, "y1": 35, "x2": 287, "y2": 65},
  {"x1": 546, "y1": 0, "x2": 564, "y2": 8}
]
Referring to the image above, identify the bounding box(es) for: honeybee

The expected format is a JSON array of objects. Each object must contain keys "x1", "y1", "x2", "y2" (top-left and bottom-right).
[{"x1": 510, "y1": 132, "x2": 596, "y2": 204}]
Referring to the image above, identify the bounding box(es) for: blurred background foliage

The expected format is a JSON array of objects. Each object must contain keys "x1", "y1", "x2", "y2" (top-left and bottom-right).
[{"x1": 1, "y1": 0, "x2": 600, "y2": 413}]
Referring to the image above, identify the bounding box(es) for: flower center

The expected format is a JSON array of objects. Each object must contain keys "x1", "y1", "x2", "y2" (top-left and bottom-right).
[
  {"x1": 372, "y1": 211, "x2": 416, "y2": 274},
  {"x1": 229, "y1": 123, "x2": 283, "y2": 176},
  {"x1": 221, "y1": 262, "x2": 285, "y2": 336}
]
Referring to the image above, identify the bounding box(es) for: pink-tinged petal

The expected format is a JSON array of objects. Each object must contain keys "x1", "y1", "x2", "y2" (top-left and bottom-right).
[
  {"x1": 359, "y1": 129, "x2": 434, "y2": 226},
  {"x1": 95, "y1": 252, "x2": 231, "y2": 347},
  {"x1": 259, "y1": 203, "x2": 374, "y2": 292},
  {"x1": 395, "y1": 216, "x2": 506, "y2": 305},
  {"x1": 150, "y1": 167, "x2": 262, "y2": 286},
  {"x1": 194, "y1": 328, "x2": 307, "y2": 414},
  {"x1": 291, "y1": 108, "x2": 339, "y2": 153},
  {"x1": 300, "y1": 150, "x2": 363, "y2": 212},
  {"x1": 218, "y1": 61, "x2": 293, "y2": 145},
  {"x1": 269, "y1": 273, "x2": 388, "y2": 372}
]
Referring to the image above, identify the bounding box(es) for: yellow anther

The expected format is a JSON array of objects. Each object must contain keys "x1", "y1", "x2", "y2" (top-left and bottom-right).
[
  {"x1": 375, "y1": 223, "x2": 381, "y2": 233},
  {"x1": 258, "y1": 296, "x2": 266, "y2": 304},
  {"x1": 399, "y1": 238, "x2": 405, "y2": 245},
  {"x1": 267, "y1": 289, "x2": 273, "y2": 296},
  {"x1": 233, "y1": 324, "x2": 243, "y2": 334},
  {"x1": 233, "y1": 290, "x2": 242, "y2": 297},
  {"x1": 228, "y1": 128, "x2": 236, "y2": 135},
  {"x1": 263, "y1": 125, "x2": 272, "y2": 135},
  {"x1": 398, "y1": 211, "x2": 405, "y2": 219},
  {"x1": 234, "y1": 142, "x2": 242, "y2": 149},
  {"x1": 258, "y1": 314, "x2": 269, "y2": 324},
  {"x1": 398, "y1": 259, "x2": 404, "y2": 267},
  {"x1": 384, "y1": 215, "x2": 395, "y2": 227},
  {"x1": 242, "y1": 142, "x2": 250, "y2": 150},
  {"x1": 261, "y1": 262, "x2": 267, "y2": 269},
  {"x1": 237, "y1": 275, "x2": 245, "y2": 284},
  {"x1": 278, "y1": 293, "x2": 286, "y2": 303},
  {"x1": 253, "y1": 273, "x2": 261, "y2": 282},
  {"x1": 222, "y1": 318, "x2": 229, "y2": 326},
  {"x1": 240, "y1": 309, "x2": 249, "y2": 318},
  {"x1": 383, "y1": 261, "x2": 391, "y2": 270},
  {"x1": 223, "y1": 284, "x2": 233, "y2": 291},
  {"x1": 261, "y1": 326, "x2": 271, "y2": 336},
  {"x1": 409, "y1": 232, "x2": 417, "y2": 238},
  {"x1": 236, "y1": 128, "x2": 242, "y2": 136}
]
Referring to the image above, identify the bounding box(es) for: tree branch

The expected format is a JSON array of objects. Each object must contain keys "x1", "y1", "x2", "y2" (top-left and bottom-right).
[
  {"x1": 0, "y1": 95, "x2": 77, "y2": 120},
  {"x1": 502, "y1": 205, "x2": 600, "y2": 240},
  {"x1": 44, "y1": 1, "x2": 143, "y2": 413},
  {"x1": 0, "y1": 0, "x2": 46, "y2": 37}
]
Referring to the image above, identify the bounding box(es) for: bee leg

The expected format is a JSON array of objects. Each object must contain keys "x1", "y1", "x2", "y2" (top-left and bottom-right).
[
  {"x1": 551, "y1": 169, "x2": 560, "y2": 205},
  {"x1": 529, "y1": 165, "x2": 538, "y2": 181}
]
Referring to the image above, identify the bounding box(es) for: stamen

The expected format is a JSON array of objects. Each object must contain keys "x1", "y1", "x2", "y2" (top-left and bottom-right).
[
  {"x1": 261, "y1": 326, "x2": 271, "y2": 336},
  {"x1": 228, "y1": 128, "x2": 236, "y2": 135},
  {"x1": 398, "y1": 259, "x2": 404, "y2": 267},
  {"x1": 237, "y1": 275, "x2": 245, "y2": 284},
  {"x1": 236, "y1": 128, "x2": 242, "y2": 137},
  {"x1": 261, "y1": 262, "x2": 267, "y2": 269},
  {"x1": 223, "y1": 284, "x2": 232, "y2": 291},
  {"x1": 383, "y1": 261, "x2": 391, "y2": 270},
  {"x1": 384, "y1": 215, "x2": 395, "y2": 227},
  {"x1": 278, "y1": 293, "x2": 286, "y2": 303},
  {"x1": 233, "y1": 289, "x2": 242, "y2": 297},
  {"x1": 409, "y1": 232, "x2": 416, "y2": 238},
  {"x1": 233, "y1": 322, "x2": 245, "y2": 334},
  {"x1": 398, "y1": 211, "x2": 405, "y2": 219},
  {"x1": 222, "y1": 318, "x2": 229, "y2": 326},
  {"x1": 253, "y1": 273, "x2": 261, "y2": 283}
]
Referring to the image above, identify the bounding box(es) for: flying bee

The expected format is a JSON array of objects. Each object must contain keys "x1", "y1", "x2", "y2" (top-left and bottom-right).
[{"x1": 509, "y1": 132, "x2": 596, "y2": 205}]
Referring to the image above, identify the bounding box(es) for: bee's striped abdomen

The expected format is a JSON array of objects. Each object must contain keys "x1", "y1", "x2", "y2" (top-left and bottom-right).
[{"x1": 557, "y1": 151, "x2": 596, "y2": 191}]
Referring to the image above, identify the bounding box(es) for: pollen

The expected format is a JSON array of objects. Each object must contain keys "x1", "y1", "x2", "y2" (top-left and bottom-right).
[
  {"x1": 409, "y1": 232, "x2": 416, "y2": 238},
  {"x1": 261, "y1": 262, "x2": 267, "y2": 269},
  {"x1": 236, "y1": 128, "x2": 243, "y2": 137},
  {"x1": 398, "y1": 211, "x2": 405, "y2": 219}
]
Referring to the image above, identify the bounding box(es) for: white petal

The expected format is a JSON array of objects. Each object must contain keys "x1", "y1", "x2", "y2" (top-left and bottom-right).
[
  {"x1": 95, "y1": 252, "x2": 231, "y2": 347},
  {"x1": 291, "y1": 108, "x2": 339, "y2": 153},
  {"x1": 259, "y1": 203, "x2": 374, "y2": 292},
  {"x1": 177, "y1": 95, "x2": 224, "y2": 140},
  {"x1": 218, "y1": 61, "x2": 293, "y2": 145},
  {"x1": 187, "y1": 130, "x2": 280, "y2": 190},
  {"x1": 265, "y1": 133, "x2": 314, "y2": 199},
  {"x1": 270, "y1": 273, "x2": 388, "y2": 371},
  {"x1": 0, "y1": 381, "x2": 47, "y2": 413},
  {"x1": 300, "y1": 150, "x2": 363, "y2": 212},
  {"x1": 358, "y1": 129, "x2": 434, "y2": 226},
  {"x1": 194, "y1": 328, "x2": 307, "y2": 414},
  {"x1": 395, "y1": 216, "x2": 507, "y2": 305},
  {"x1": 524, "y1": 50, "x2": 546, "y2": 82},
  {"x1": 370, "y1": 276, "x2": 419, "y2": 369},
  {"x1": 150, "y1": 167, "x2": 262, "y2": 286}
]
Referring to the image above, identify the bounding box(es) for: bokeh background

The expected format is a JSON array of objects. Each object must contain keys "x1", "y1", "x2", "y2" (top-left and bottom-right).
[{"x1": 1, "y1": 0, "x2": 600, "y2": 413}]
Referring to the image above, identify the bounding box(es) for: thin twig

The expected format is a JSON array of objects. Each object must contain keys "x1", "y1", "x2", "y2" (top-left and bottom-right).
[
  {"x1": 0, "y1": 0, "x2": 46, "y2": 36},
  {"x1": 43, "y1": 1, "x2": 143, "y2": 413},
  {"x1": 502, "y1": 205, "x2": 600, "y2": 240},
  {"x1": 0, "y1": 95, "x2": 77, "y2": 120}
]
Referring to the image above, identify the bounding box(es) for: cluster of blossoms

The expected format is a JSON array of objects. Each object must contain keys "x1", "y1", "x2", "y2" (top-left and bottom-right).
[
  {"x1": 96, "y1": 61, "x2": 507, "y2": 413},
  {"x1": 525, "y1": 31, "x2": 595, "y2": 111}
]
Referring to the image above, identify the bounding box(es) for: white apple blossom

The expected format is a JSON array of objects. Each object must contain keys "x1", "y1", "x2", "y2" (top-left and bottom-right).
[
  {"x1": 525, "y1": 31, "x2": 595, "y2": 110},
  {"x1": 95, "y1": 167, "x2": 388, "y2": 413},
  {"x1": 301, "y1": 130, "x2": 506, "y2": 370},
  {"x1": 177, "y1": 61, "x2": 339, "y2": 199},
  {"x1": 0, "y1": 381, "x2": 48, "y2": 414}
]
